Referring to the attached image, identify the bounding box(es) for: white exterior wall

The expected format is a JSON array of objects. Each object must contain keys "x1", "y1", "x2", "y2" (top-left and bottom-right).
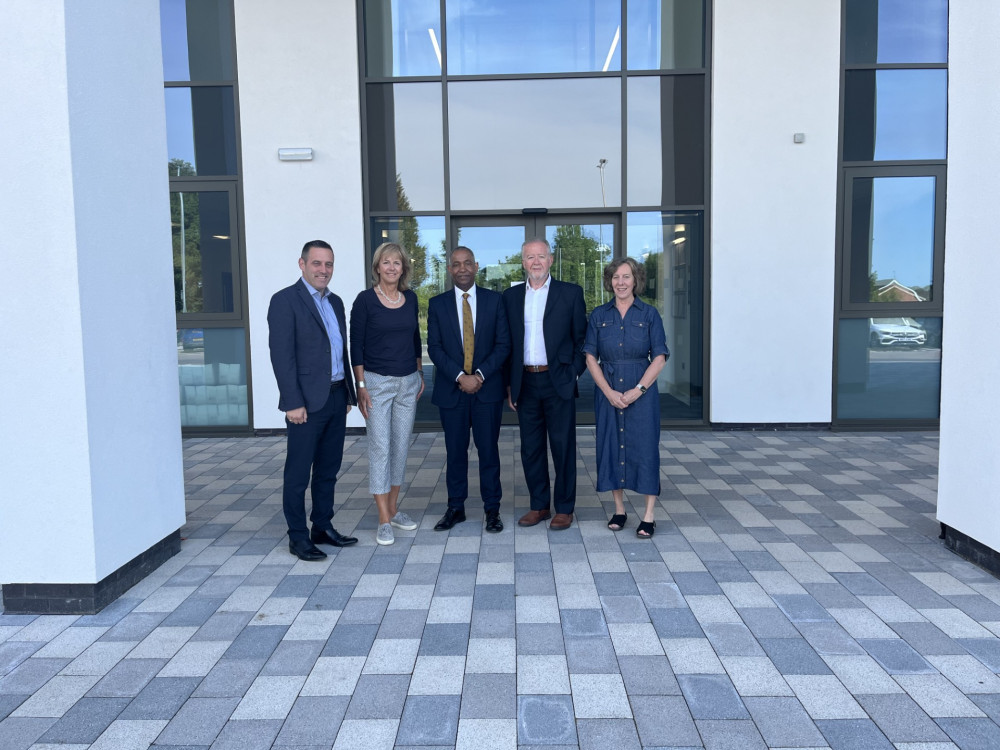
[
  {"x1": 0, "y1": 1, "x2": 185, "y2": 582},
  {"x1": 937, "y1": 3, "x2": 1000, "y2": 550},
  {"x1": 236, "y1": 0, "x2": 368, "y2": 430},
  {"x1": 710, "y1": 0, "x2": 841, "y2": 423}
]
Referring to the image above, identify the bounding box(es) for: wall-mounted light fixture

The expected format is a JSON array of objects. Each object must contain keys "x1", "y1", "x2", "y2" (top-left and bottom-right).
[{"x1": 278, "y1": 148, "x2": 313, "y2": 161}]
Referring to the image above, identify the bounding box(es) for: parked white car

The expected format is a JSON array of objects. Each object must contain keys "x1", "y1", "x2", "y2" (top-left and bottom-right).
[{"x1": 869, "y1": 317, "x2": 926, "y2": 347}]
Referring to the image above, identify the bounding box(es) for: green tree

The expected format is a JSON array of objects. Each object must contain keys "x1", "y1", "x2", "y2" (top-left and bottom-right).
[
  {"x1": 549, "y1": 224, "x2": 607, "y2": 311},
  {"x1": 396, "y1": 176, "x2": 427, "y2": 288},
  {"x1": 169, "y1": 159, "x2": 202, "y2": 313}
]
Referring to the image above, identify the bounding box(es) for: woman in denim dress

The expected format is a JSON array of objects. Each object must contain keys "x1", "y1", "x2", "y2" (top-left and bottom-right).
[{"x1": 583, "y1": 258, "x2": 669, "y2": 538}]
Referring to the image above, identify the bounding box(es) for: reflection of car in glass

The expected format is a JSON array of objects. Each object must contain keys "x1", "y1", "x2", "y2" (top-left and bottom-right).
[
  {"x1": 179, "y1": 329, "x2": 204, "y2": 351},
  {"x1": 869, "y1": 317, "x2": 926, "y2": 347}
]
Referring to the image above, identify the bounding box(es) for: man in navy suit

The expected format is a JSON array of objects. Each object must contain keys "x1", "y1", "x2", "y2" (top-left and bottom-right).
[
  {"x1": 268, "y1": 240, "x2": 358, "y2": 561},
  {"x1": 427, "y1": 247, "x2": 512, "y2": 533},
  {"x1": 504, "y1": 238, "x2": 587, "y2": 530}
]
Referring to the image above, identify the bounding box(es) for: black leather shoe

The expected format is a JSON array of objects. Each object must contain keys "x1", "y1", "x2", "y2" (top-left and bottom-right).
[
  {"x1": 311, "y1": 528, "x2": 358, "y2": 547},
  {"x1": 434, "y1": 508, "x2": 466, "y2": 531},
  {"x1": 289, "y1": 539, "x2": 327, "y2": 561},
  {"x1": 485, "y1": 509, "x2": 503, "y2": 534}
]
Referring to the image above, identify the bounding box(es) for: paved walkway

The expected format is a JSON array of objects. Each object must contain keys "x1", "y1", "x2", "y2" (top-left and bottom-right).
[{"x1": 4, "y1": 429, "x2": 1000, "y2": 749}]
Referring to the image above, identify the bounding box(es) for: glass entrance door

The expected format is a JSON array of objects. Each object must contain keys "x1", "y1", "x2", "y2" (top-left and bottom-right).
[
  {"x1": 445, "y1": 214, "x2": 618, "y2": 425},
  {"x1": 452, "y1": 215, "x2": 616, "y2": 303},
  {"x1": 383, "y1": 211, "x2": 704, "y2": 427}
]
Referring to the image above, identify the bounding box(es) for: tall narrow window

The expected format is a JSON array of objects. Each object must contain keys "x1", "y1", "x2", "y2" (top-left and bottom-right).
[
  {"x1": 834, "y1": 0, "x2": 947, "y2": 426},
  {"x1": 163, "y1": 0, "x2": 248, "y2": 431}
]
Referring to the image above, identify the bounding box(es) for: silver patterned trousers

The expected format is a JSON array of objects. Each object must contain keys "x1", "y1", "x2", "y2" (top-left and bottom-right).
[{"x1": 364, "y1": 370, "x2": 421, "y2": 494}]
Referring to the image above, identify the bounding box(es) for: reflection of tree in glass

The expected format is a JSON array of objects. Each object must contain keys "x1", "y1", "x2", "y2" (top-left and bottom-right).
[
  {"x1": 549, "y1": 225, "x2": 608, "y2": 312},
  {"x1": 638, "y1": 251, "x2": 661, "y2": 305},
  {"x1": 396, "y1": 176, "x2": 427, "y2": 288},
  {"x1": 395, "y1": 176, "x2": 443, "y2": 341},
  {"x1": 170, "y1": 158, "x2": 202, "y2": 313}
]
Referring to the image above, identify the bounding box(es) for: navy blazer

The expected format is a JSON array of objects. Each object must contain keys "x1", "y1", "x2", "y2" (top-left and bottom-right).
[
  {"x1": 427, "y1": 286, "x2": 511, "y2": 408},
  {"x1": 268, "y1": 279, "x2": 357, "y2": 413},
  {"x1": 503, "y1": 278, "x2": 587, "y2": 403}
]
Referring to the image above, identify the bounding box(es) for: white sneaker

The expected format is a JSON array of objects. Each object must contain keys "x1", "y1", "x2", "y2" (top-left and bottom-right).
[
  {"x1": 376, "y1": 523, "x2": 395, "y2": 546},
  {"x1": 390, "y1": 511, "x2": 418, "y2": 531}
]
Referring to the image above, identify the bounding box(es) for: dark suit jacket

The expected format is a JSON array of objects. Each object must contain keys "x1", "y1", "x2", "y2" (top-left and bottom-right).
[
  {"x1": 268, "y1": 279, "x2": 357, "y2": 413},
  {"x1": 427, "y1": 286, "x2": 511, "y2": 408},
  {"x1": 503, "y1": 278, "x2": 587, "y2": 403}
]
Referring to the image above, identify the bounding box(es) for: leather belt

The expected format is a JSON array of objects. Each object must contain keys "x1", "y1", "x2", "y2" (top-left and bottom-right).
[
  {"x1": 524, "y1": 365, "x2": 549, "y2": 373},
  {"x1": 330, "y1": 379, "x2": 345, "y2": 389}
]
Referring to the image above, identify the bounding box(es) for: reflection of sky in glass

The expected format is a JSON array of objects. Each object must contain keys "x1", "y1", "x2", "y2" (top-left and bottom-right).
[
  {"x1": 627, "y1": 0, "x2": 703, "y2": 70},
  {"x1": 366, "y1": 0, "x2": 440, "y2": 76},
  {"x1": 627, "y1": 212, "x2": 665, "y2": 259},
  {"x1": 373, "y1": 216, "x2": 447, "y2": 284},
  {"x1": 874, "y1": 70, "x2": 947, "y2": 160},
  {"x1": 627, "y1": 78, "x2": 662, "y2": 206},
  {"x1": 165, "y1": 88, "x2": 195, "y2": 167},
  {"x1": 389, "y1": 84, "x2": 444, "y2": 209},
  {"x1": 449, "y1": 78, "x2": 621, "y2": 210},
  {"x1": 877, "y1": 0, "x2": 947, "y2": 63},
  {"x1": 455, "y1": 226, "x2": 526, "y2": 262},
  {"x1": 446, "y1": 0, "x2": 621, "y2": 74},
  {"x1": 160, "y1": 0, "x2": 190, "y2": 80},
  {"x1": 870, "y1": 176, "x2": 935, "y2": 289},
  {"x1": 414, "y1": 216, "x2": 446, "y2": 281}
]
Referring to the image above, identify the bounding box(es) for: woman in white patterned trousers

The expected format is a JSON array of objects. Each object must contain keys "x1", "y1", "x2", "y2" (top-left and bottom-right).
[{"x1": 350, "y1": 243, "x2": 425, "y2": 545}]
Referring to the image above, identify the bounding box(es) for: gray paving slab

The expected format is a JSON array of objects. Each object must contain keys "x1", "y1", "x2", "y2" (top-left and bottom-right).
[
  {"x1": 743, "y1": 696, "x2": 825, "y2": 747},
  {"x1": 0, "y1": 717, "x2": 56, "y2": 750},
  {"x1": 814, "y1": 718, "x2": 895, "y2": 749},
  {"x1": 35, "y1": 696, "x2": 128, "y2": 744},
  {"x1": 516, "y1": 694, "x2": 577, "y2": 745},
  {"x1": 856, "y1": 692, "x2": 950, "y2": 743},
  {"x1": 677, "y1": 674, "x2": 749, "y2": 719},
  {"x1": 273, "y1": 696, "x2": 348, "y2": 746},
  {"x1": 344, "y1": 674, "x2": 410, "y2": 719},
  {"x1": 460, "y1": 673, "x2": 517, "y2": 719},
  {"x1": 577, "y1": 717, "x2": 641, "y2": 750},
  {"x1": 397, "y1": 694, "x2": 460, "y2": 745},
  {"x1": 696, "y1": 718, "x2": 767, "y2": 750},
  {"x1": 118, "y1": 676, "x2": 200, "y2": 720},
  {"x1": 937, "y1": 717, "x2": 1000, "y2": 750},
  {"x1": 759, "y1": 636, "x2": 832, "y2": 675},
  {"x1": 150, "y1": 696, "x2": 239, "y2": 745},
  {"x1": 211, "y1": 718, "x2": 283, "y2": 750}
]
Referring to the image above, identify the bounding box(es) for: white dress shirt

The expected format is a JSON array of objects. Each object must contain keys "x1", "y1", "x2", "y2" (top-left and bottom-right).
[
  {"x1": 523, "y1": 275, "x2": 551, "y2": 366},
  {"x1": 454, "y1": 284, "x2": 484, "y2": 381},
  {"x1": 453, "y1": 284, "x2": 477, "y2": 340}
]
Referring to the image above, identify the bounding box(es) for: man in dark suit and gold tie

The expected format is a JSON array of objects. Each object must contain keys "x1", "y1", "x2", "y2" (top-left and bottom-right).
[
  {"x1": 427, "y1": 247, "x2": 512, "y2": 533},
  {"x1": 504, "y1": 238, "x2": 587, "y2": 530},
  {"x1": 268, "y1": 240, "x2": 358, "y2": 560}
]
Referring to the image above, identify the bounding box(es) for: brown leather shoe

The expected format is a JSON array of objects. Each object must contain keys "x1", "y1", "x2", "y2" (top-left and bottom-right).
[
  {"x1": 549, "y1": 513, "x2": 573, "y2": 530},
  {"x1": 518, "y1": 509, "x2": 551, "y2": 527}
]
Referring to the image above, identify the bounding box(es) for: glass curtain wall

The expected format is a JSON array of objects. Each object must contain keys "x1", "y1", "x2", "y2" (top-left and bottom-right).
[
  {"x1": 162, "y1": 0, "x2": 250, "y2": 430},
  {"x1": 359, "y1": 0, "x2": 708, "y2": 425},
  {"x1": 834, "y1": 0, "x2": 948, "y2": 425}
]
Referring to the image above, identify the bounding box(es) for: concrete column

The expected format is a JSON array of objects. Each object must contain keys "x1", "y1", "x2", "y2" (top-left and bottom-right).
[
  {"x1": 235, "y1": 0, "x2": 367, "y2": 430},
  {"x1": 710, "y1": 0, "x2": 840, "y2": 423},
  {"x1": 937, "y1": 3, "x2": 1000, "y2": 569},
  {"x1": 0, "y1": 1, "x2": 186, "y2": 613}
]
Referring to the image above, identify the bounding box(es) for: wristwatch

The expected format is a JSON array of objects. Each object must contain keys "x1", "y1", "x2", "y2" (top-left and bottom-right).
[
  {"x1": 637, "y1": 383, "x2": 647, "y2": 394},
  {"x1": 357, "y1": 380, "x2": 366, "y2": 389}
]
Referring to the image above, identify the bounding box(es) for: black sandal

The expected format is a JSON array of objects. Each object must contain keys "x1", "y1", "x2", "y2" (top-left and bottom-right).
[
  {"x1": 636, "y1": 521, "x2": 655, "y2": 538},
  {"x1": 607, "y1": 513, "x2": 627, "y2": 531}
]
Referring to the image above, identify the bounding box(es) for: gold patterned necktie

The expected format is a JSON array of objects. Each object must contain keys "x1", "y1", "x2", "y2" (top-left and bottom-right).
[{"x1": 462, "y1": 292, "x2": 474, "y2": 374}]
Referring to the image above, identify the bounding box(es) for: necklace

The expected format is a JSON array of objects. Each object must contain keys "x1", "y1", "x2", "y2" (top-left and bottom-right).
[{"x1": 376, "y1": 284, "x2": 402, "y2": 304}]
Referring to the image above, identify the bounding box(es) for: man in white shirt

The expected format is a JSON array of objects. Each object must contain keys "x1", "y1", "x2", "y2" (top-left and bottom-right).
[{"x1": 503, "y1": 239, "x2": 587, "y2": 530}]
